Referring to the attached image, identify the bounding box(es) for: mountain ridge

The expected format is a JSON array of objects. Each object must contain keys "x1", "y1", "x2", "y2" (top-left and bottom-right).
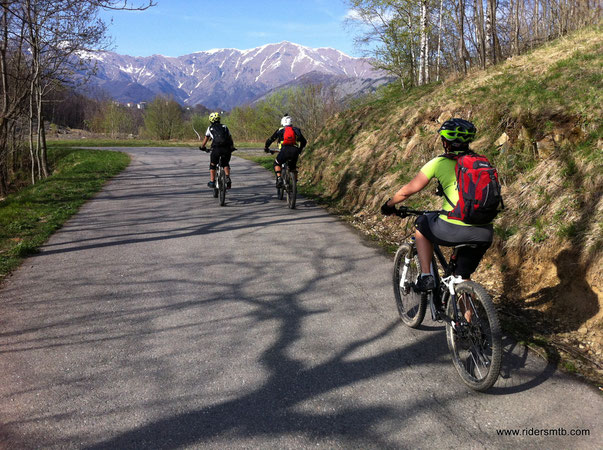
[{"x1": 81, "y1": 41, "x2": 383, "y2": 110}]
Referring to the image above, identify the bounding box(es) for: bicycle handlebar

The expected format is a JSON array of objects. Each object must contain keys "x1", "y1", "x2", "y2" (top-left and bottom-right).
[{"x1": 394, "y1": 206, "x2": 433, "y2": 218}]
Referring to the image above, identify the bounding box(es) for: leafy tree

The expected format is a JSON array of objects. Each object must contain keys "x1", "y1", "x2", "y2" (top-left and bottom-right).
[
  {"x1": 143, "y1": 96, "x2": 183, "y2": 140},
  {"x1": 90, "y1": 101, "x2": 134, "y2": 137}
]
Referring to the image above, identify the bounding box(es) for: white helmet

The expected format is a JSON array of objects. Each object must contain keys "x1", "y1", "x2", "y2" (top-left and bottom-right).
[{"x1": 281, "y1": 115, "x2": 292, "y2": 127}]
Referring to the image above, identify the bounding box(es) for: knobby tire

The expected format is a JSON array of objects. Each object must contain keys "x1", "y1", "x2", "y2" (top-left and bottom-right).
[
  {"x1": 277, "y1": 168, "x2": 284, "y2": 200},
  {"x1": 445, "y1": 281, "x2": 502, "y2": 391},
  {"x1": 393, "y1": 243, "x2": 426, "y2": 328},
  {"x1": 287, "y1": 170, "x2": 297, "y2": 209}
]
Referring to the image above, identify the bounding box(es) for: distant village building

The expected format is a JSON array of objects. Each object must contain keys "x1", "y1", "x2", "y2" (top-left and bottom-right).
[{"x1": 137, "y1": 102, "x2": 147, "y2": 110}]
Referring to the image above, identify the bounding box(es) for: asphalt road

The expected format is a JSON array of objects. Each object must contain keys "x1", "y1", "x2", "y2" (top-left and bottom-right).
[{"x1": 0, "y1": 147, "x2": 601, "y2": 449}]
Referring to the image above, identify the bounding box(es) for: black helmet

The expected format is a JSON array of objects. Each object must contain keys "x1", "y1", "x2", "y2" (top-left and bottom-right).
[{"x1": 438, "y1": 118, "x2": 476, "y2": 148}]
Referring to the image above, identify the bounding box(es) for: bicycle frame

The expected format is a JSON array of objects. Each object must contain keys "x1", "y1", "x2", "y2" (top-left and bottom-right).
[{"x1": 398, "y1": 208, "x2": 473, "y2": 327}]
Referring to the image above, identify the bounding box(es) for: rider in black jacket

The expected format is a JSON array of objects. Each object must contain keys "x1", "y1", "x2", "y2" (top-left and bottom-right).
[
  {"x1": 264, "y1": 114, "x2": 307, "y2": 187},
  {"x1": 199, "y1": 112, "x2": 235, "y2": 189}
]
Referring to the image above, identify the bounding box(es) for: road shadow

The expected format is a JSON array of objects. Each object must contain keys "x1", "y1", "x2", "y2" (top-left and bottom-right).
[{"x1": 0, "y1": 147, "x2": 588, "y2": 448}]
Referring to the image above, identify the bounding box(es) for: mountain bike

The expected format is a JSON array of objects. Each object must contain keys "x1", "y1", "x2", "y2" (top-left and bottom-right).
[
  {"x1": 270, "y1": 150, "x2": 297, "y2": 209},
  {"x1": 201, "y1": 148, "x2": 227, "y2": 206},
  {"x1": 392, "y1": 206, "x2": 502, "y2": 391}
]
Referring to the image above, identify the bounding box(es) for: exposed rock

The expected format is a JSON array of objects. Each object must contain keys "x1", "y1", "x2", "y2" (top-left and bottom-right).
[
  {"x1": 495, "y1": 132, "x2": 509, "y2": 146},
  {"x1": 495, "y1": 132, "x2": 511, "y2": 152},
  {"x1": 536, "y1": 136, "x2": 557, "y2": 158},
  {"x1": 437, "y1": 111, "x2": 452, "y2": 123}
]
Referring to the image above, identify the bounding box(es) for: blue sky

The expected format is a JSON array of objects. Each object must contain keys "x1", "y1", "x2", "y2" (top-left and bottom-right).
[{"x1": 99, "y1": 0, "x2": 359, "y2": 57}]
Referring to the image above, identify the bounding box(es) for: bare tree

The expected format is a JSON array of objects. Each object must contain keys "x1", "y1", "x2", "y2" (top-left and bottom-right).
[
  {"x1": 457, "y1": 0, "x2": 470, "y2": 73},
  {"x1": 346, "y1": 0, "x2": 422, "y2": 87},
  {"x1": 0, "y1": 0, "x2": 156, "y2": 189}
]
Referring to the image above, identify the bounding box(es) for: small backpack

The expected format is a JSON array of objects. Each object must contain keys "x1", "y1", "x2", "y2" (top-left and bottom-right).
[
  {"x1": 282, "y1": 126, "x2": 296, "y2": 146},
  {"x1": 210, "y1": 124, "x2": 231, "y2": 148},
  {"x1": 443, "y1": 152, "x2": 504, "y2": 225}
]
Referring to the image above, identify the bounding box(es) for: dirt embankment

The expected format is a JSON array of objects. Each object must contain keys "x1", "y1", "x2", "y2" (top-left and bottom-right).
[{"x1": 299, "y1": 28, "x2": 603, "y2": 383}]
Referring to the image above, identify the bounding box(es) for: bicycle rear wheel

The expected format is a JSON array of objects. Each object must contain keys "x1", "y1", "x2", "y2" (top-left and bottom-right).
[
  {"x1": 276, "y1": 167, "x2": 285, "y2": 200},
  {"x1": 286, "y1": 171, "x2": 296, "y2": 209},
  {"x1": 445, "y1": 281, "x2": 502, "y2": 391},
  {"x1": 393, "y1": 243, "x2": 426, "y2": 328},
  {"x1": 218, "y1": 169, "x2": 226, "y2": 206}
]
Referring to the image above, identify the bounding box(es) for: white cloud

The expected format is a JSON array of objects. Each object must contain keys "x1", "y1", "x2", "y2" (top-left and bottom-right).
[
  {"x1": 343, "y1": 7, "x2": 396, "y2": 23},
  {"x1": 343, "y1": 9, "x2": 363, "y2": 21}
]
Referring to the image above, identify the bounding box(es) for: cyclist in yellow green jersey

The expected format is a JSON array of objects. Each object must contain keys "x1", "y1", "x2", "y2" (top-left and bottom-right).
[{"x1": 381, "y1": 119, "x2": 494, "y2": 292}]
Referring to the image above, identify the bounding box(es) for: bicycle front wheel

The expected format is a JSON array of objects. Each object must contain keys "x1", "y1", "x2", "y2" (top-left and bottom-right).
[
  {"x1": 287, "y1": 171, "x2": 296, "y2": 209},
  {"x1": 445, "y1": 281, "x2": 502, "y2": 391},
  {"x1": 393, "y1": 243, "x2": 426, "y2": 328}
]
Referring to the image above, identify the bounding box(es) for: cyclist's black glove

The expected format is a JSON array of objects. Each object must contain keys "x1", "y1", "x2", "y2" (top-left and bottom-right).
[
  {"x1": 381, "y1": 199, "x2": 396, "y2": 216},
  {"x1": 199, "y1": 146, "x2": 208, "y2": 152},
  {"x1": 231, "y1": 147, "x2": 237, "y2": 152},
  {"x1": 263, "y1": 147, "x2": 270, "y2": 153}
]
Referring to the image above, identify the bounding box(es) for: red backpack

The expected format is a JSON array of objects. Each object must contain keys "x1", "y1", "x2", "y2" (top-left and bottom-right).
[
  {"x1": 282, "y1": 126, "x2": 296, "y2": 146},
  {"x1": 443, "y1": 152, "x2": 504, "y2": 225}
]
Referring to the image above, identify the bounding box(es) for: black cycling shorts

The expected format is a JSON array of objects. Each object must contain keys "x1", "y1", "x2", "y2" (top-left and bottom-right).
[
  {"x1": 210, "y1": 147, "x2": 231, "y2": 168},
  {"x1": 415, "y1": 212, "x2": 493, "y2": 279},
  {"x1": 275, "y1": 146, "x2": 301, "y2": 171}
]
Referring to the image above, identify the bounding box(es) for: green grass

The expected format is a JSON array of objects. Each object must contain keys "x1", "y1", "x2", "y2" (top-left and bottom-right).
[
  {"x1": 0, "y1": 147, "x2": 130, "y2": 280},
  {"x1": 237, "y1": 154, "x2": 275, "y2": 171},
  {"x1": 48, "y1": 138, "x2": 263, "y2": 148}
]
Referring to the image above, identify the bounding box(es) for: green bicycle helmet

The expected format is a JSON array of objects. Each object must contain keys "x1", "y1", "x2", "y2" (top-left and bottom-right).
[
  {"x1": 209, "y1": 112, "x2": 221, "y2": 123},
  {"x1": 438, "y1": 118, "x2": 476, "y2": 148}
]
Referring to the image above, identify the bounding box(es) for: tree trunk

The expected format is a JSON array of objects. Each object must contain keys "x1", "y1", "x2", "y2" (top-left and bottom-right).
[
  {"x1": 436, "y1": 0, "x2": 444, "y2": 81},
  {"x1": 513, "y1": 0, "x2": 520, "y2": 56},
  {"x1": 474, "y1": 0, "x2": 486, "y2": 69},
  {"x1": 407, "y1": 12, "x2": 417, "y2": 86},
  {"x1": 425, "y1": 34, "x2": 430, "y2": 83},
  {"x1": 419, "y1": 0, "x2": 428, "y2": 85},
  {"x1": 458, "y1": 0, "x2": 467, "y2": 74},
  {"x1": 485, "y1": 0, "x2": 499, "y2": 65},
  {"x1": 37, "y1": 88, "x2": 48, "y2": 178}
]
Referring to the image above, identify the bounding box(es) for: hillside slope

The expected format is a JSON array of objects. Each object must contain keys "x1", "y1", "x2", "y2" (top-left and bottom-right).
[{"x1": 300, "y1": 27, "x2": 602, "y2": 375}]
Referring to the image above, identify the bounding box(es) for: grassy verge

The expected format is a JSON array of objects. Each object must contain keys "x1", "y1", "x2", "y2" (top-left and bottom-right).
[
  {"x1": 237, "y1": 153, "x2": 274, "y2": 170},
  {"x1": 47, "y1": 138, "x2": 264, "y2": 148},
  {"x1": 0, "y1": 147, "x2": 130, "y2": 281}
]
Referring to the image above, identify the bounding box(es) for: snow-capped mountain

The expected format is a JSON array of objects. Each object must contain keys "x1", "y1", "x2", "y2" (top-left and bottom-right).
[{"x1": 81, "y1": 42, "x2": 383, "y2": 110}]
